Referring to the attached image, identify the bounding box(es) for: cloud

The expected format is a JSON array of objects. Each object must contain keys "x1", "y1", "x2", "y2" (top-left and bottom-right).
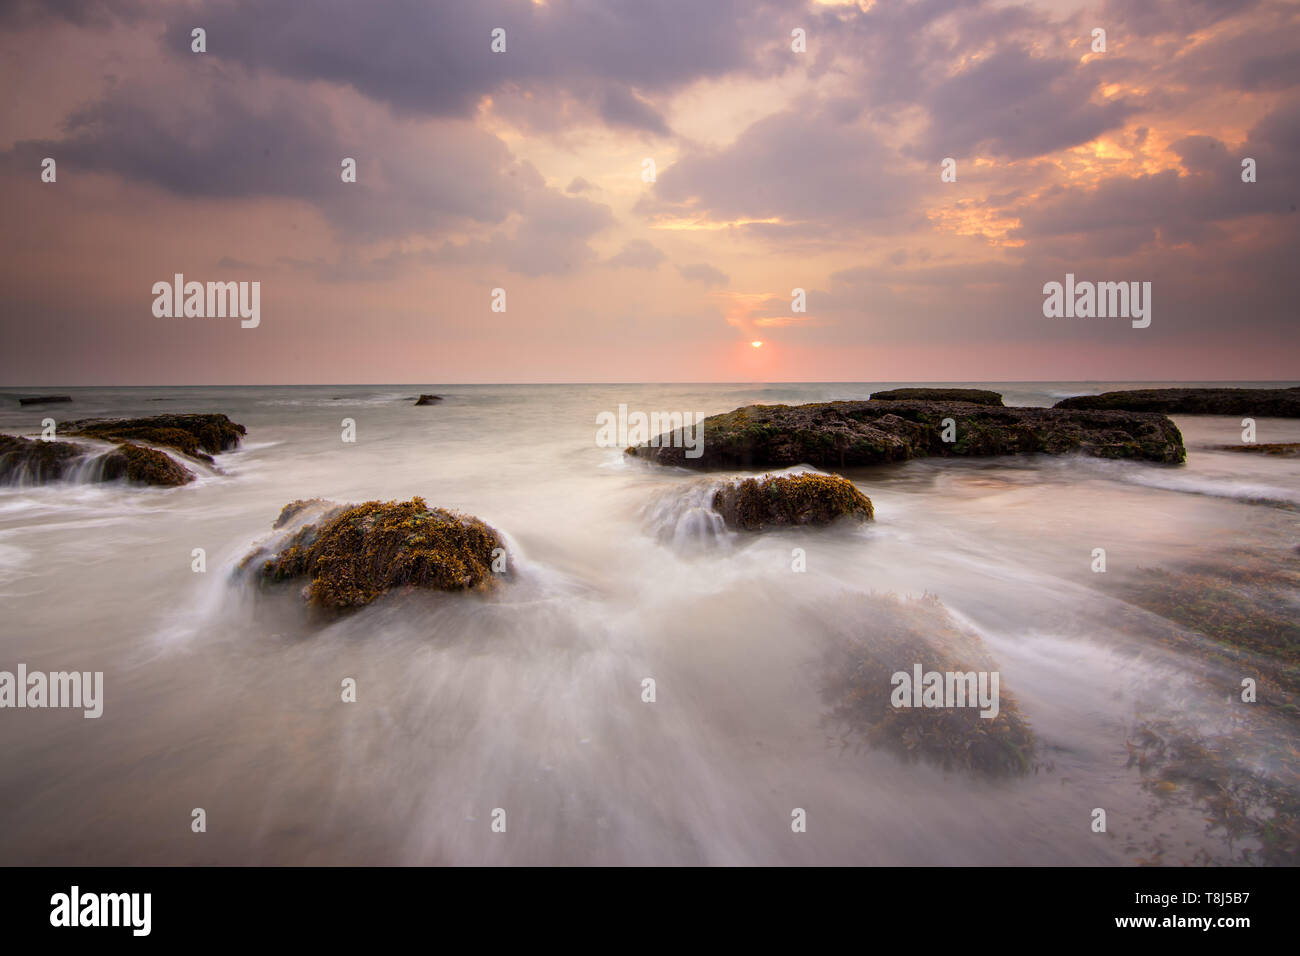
[
  {"x1": 606, "y1": 238, "x2": 666, "y2": 269},
  {"x1": 677, "y1": 262, "x2": 729, "y2": 286}
]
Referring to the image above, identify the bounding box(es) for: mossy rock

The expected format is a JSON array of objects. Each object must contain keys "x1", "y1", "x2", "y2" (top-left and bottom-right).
[
  {"x1": 870, "y1": 388, "x2": 1003, "y2": 406},
  {"x1": 63, "y1": 414, "x2": 246, "y2": 464},
  {"x1": 0, "y1": 434, "x2": 85, "y2": 483},
  {"x1": 252, "y1": 497, "x2": 505, "y2": 609},
  {"x1": 712, "y1": 473, "x2": 874, "y2": 531},
  {"x1": 99, "y1": 443, "x2": 195, "y2": 487}
]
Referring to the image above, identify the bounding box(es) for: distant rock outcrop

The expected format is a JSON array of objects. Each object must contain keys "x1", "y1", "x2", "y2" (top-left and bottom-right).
[
  {"x1": 414, "y1": 394, "x2": 443, "y2": 406},
  {"x1": 870, "y1": 388, "x2": 1003, "y2": 406},
  {"x1": 17, "y1": 395, "x2": 72, "y2": 407},
  {"x1": 1054, "y1": 387, "x2": 1300, "y2": 417}
]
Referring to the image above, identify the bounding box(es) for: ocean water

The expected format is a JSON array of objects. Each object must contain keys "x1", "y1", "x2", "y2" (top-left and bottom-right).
[{"x1": 0, "y1": 381, "x2": 1298, "y2": 865}]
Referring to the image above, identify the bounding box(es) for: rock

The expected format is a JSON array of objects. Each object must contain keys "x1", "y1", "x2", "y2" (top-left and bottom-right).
[
  {"x1": 414, "y1": 394, "x2": 443, "y2": 406},
  {"x1": 61, "y1": 414, "x2": 246, "y2": 464},
  {"x1": 98, "y1": 443, "x2": 195, "y2": 486},
  {"x1": 0, "y1": 434, "x2": 194, "y2": 486},
  {"x1": 1211, "y1": 442, "x2": 1300, "y2": 456},
  {"x1": 821, "y1": 594, "x2": 1035, "y2": 777},
  {"x1": 712, "y1": 474, "x2": 874, "y2": 531},
  {"x1": 627, "y1": 400, "x2": 1186, "y2": 469},
  {"x1": 248, "y1": 497, "x2": 505, "y2": 609},
  {"x1": 871, "y1": 387, "x2": 1003, "y2": 406},
  {"x1": 0, "y1": 435, "x2": 85, "y2": 483},
  {"x1": 17, "y1": 395, "x2": 71, "y2": 406},
  {"x1": 1054, "y1": 387, "x2": 1300, "y2": 417}
]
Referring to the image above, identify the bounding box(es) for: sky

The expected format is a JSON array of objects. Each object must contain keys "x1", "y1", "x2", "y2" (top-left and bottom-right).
[{"x1": 0, "y1": 0, "x2": 1297, "y2": 385}]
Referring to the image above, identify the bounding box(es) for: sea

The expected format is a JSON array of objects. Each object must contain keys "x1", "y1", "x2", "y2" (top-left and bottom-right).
[{"x1": 0, "y1": 381, "x2": 1297, "y2": 864}]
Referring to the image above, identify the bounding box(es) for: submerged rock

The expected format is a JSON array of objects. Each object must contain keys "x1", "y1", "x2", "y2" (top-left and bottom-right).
[
  {"x1": 712, "y1": 474, "x2": 874, "y2": 531},
  {"x1": 0, "y1": 434, "x2": 194, "y2": 486},
  {"x1": 870, "y1": 388, "x2": 1003, "y2": 406},
  {"x1": 17, "y1": 395, "x2": 71, "y2": 406},
  {"x1": 822, "y1": 594, "x2": 1035, "y2": 777},
  {"x1": 628, "y1": 400, "x2": 1185, "y2": 469},
  {"x1": 62, "y1": 413, "x2": 246, "y2": 464},
  {"x1": 414, "y1": 394, "x2": 443, "y2": 406},
  {"x1": 1054, "y1": 386, "x2": 1300, "y2": 417},
  {"x1": 247, "y1": 496, "x2": 505, "y2": 609}
]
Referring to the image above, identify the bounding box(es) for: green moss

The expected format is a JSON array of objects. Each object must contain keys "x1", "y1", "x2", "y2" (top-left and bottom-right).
[
  {"x1": 712, "y1": 473, "x2": 874, "y2": 531},
  {"x1": 257, "y1": 497, "x2": 504, "y2": 609}
]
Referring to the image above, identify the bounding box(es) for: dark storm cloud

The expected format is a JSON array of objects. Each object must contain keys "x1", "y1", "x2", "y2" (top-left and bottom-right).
[
  {"x1": 2, "y1": 74, "x2": 615, "y2": 245},
  {"x1": 155, "y1": 0, "x2": 790, "y2": 118},
  {"x1": 912, "y1": 48, "x2": 1137, "y2": 161}
]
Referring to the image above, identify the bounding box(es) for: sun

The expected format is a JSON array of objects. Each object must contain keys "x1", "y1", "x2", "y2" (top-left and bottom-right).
[{"x1": 750, "y1": 340, "x2": 763, "y2": 348}]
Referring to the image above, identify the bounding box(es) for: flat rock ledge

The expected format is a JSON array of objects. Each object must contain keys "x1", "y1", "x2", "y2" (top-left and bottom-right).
[
  {"x1": 627, "y1": 400, "x2": 1186, "y2": 470},
  {"x1": 1054, "y1": 387, "x2": 1300, "y2": 417}
]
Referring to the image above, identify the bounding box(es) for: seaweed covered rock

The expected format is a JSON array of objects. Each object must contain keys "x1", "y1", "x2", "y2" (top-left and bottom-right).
[
  {"x1": 62, "y1": 413, "x2": 246, "y2": 464},
  {"x1": 0, "y1": 434, "x2": 195, "y2": 486},
  {"x1": 1054, "y1": 387, "x2": 1300, "y2": 417},
  {"x1": 628, "y1": 400, "x2": 1185, "y2": 469},
  {"x1": 870, "y1": 388, "x2": 1003, "y2": 406},
  {"x1": 712, "y1": 473, "x2": 874, "y2": 531},
  {"x1": 99, "y1": 443, "x2": 195, "y2": 487},
  {"x1": 414, "y1": 394, "x2": 442, "y2": 406},
  {"x1": 822, "y1": 594, "x2": 1035, "y2": 777},
  {"x1": 247, "y1": 497, "x2": 505, "y2": 609},
  {"x1": 0, "y1": 435, "x2": 85, "y2": 483}
]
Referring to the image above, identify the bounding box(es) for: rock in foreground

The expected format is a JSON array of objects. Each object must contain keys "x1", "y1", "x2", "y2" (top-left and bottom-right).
[
  {"x1": 62, "y1": 414, "x2": 246, "y2": 464},
  {"x1": 249, "y1": 497, "x2": 505, "y2": 609},
  {"x1": 713, "y1": 474, "x2": 874, "y2": 531},
  {"x1": 628, "y1": 400, "x2": 1185, "y2": 469},
  {"x1": 1054, "y1": 387, "x2": 1300, "y2": 417},
  {"x1": 871, "y1": 388, "x2": 1003, "y2": 406}
]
